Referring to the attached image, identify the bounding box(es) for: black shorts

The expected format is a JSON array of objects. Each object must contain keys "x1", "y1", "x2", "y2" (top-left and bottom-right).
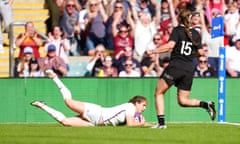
[{"x1": 160, "y1": 66, "x2": 194, "y2": 91}]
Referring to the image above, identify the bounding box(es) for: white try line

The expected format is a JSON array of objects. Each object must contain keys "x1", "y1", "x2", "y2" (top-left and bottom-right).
[{"x1": 218, "y1": 122, "x2": 240, "y2": 126}]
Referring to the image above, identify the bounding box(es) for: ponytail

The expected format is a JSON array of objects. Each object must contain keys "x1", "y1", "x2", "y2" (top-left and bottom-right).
[{"x1": 178, "y1": 10, "x2": 198, "y2": 46}]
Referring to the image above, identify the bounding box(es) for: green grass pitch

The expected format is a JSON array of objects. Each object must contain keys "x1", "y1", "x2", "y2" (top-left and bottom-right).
[{"x1": 0, "y1": 123, "x2": 239, "y2": 144}]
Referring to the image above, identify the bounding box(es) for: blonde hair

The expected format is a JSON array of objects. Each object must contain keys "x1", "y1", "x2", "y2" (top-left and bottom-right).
[
  {"x1": 95, "y1": 44, "x2": 106, "y2": 55},
  {"x1": 86, "y1": 0, "x2": 99, "y2": 14}
]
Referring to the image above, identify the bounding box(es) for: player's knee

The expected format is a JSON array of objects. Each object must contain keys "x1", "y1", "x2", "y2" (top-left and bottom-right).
[
  {"x1": 64, "y1": 99, "x2": 73, "y2": 107},
  {"x1": 178, "y1": 98, "x2": 188, "y2": 107}
]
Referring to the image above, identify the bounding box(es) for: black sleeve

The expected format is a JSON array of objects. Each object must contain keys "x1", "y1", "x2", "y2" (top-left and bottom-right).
[
  {"x1": 193, "y1": 30, "x2": 202, "y2": 50},
  {"x1": 169, "y1": 27, "x2": 179, "y2": 43}
]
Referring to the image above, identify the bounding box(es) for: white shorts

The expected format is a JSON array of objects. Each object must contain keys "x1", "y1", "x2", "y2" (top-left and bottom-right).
[{"x1": 83, "y1": 102, "x2": 103, "y2": 126}]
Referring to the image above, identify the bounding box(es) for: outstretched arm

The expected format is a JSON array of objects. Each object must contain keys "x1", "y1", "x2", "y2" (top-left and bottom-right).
[
  {"x1": 126, "y1": 115, "x2": 146, "y2": 126},
  {"x1": 146, "y1": 40, "x2": 175, "y2": 55}
]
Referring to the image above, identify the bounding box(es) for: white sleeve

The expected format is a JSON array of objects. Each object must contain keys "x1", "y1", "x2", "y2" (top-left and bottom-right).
[{"x1": 125, "y1": 103, "x2": 136, "y2": 117}]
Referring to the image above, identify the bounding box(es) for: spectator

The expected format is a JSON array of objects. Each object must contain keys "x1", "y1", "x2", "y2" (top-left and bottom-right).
[
  {"x1": 161, "y1": 20, "x2": 174, "y2": 42},
  {"x1": 140, "y1": 53, "x2": 162, "y2": 77},
  {"x1": 175, "y1": 0, "x2": 195, "y2": 14},
  {"x1": 233, "y1": 10, "x2": 240, "y2": 41},
  {"x1": 29, "y1": 58, "x2": 44, "y2": 77},
  {"x1": 105, "y1": 1, "x2": 132, "y2": 51},
  {"x1": 132, "y1": 10, "x2": 157, "y2": 57},
  {"x1": 119, "y1": 59, "x2": 141, "y2": 77},
  {"x1": 59, "y1": 0, "x2": 81, "y2": 56},
  {"x1": 16, "y1": 46, "x2": 34, "y2": 77},
  {"x1": 147, "y1": 32, "x2": 170, "y2": 61},
  {"x1": 84, "y1": 0, "x2": 108, "y2": 56},
  {"x1": 190, "y1": 11, "x2": 201, "y2": 34},
  {"x1": 193, "y1": 0, "x2": 206, "y2": 12},
  {"x1": 78, "y1": 1, "x2": 87, "y2": 55},
  {"x1": 108, "y1": 0, "x2": 129, "y2": 19},
  {"x1": 236, "y1": 0, "x2": 240, "y2": 11},
  {"x1": 15, "y1": 21, "x2": 43, "y2": 59},
  {"x1": 46, "y1": 25, "x2": 70, "y2": 70},
  {"x1": 226, "y1": 39, "x2": 240, "y2": 77},
  {"x1": 78, "y1": 0, "x2": 87, "y2": 30},
  {"x1": 200, "y1": 10, "x2": 221, "y2": 71},
  {"x1": 0, "y1": 0, "x2": 13, "y2": 53},
  {"x1": 224, "y1": 2, "x2": 239, "y2": 46},
  {"x1": 86, "y1": 44, "x2": 106, "y2": 76},
  {"x1": 38, "y1": 44, "x2": 67, "y2": 77},
  {"x1": 96, "y1": 55, "x2": 118, "y2": 77},
  {"x1": 193, "y1": 55, "x2": 217, "y2": 77},
  {"x1": 78, "y1": 0, "x2": 88, "y2": 9},
  {"x1": 135, "y1": 0, "x2": 155, "y2": 18},
  {"x1": 157, "y1": 0, "x2": 177, "y2": 33},
  {"x1": 113, "y1": 46, "x2": 141, "y2": 73},
  {"x1": 159, "y1": 0, "x2": 171, "y2": 22},
  {"x1": 208, "y1": 0, "x2": 223, "y2": 15},
  {"x1": 113, "y1": 24, "x2": 134, "y2": 58},
  {"x1": 192, "y1": 0, "x2": 213, "y2": 27},
  {"x1": 147, "y1": 32, "x2": 162, "y2": 50}
]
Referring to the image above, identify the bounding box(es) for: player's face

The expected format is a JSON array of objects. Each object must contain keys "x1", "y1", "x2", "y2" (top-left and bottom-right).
[{"x1": 135, "y1": 101, "x2": 147, "y2": 113}]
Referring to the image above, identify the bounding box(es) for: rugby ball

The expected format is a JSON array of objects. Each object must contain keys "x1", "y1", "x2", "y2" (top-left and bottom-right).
[{"x1": 134, "y1": 112, "x2": 141, "y2": 122}]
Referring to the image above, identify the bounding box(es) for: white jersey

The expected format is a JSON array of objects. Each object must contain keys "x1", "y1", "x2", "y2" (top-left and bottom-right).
[
  {"x1": 83, "y1": 102, "x2": 136, "y2": 126},
  {"x1": 101, "y1": 103, "x2": 136, "y2": 126}
]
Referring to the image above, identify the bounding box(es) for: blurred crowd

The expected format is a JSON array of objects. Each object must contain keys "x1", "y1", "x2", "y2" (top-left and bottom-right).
[{"x1": 2, "y1": 0, "x2": 240, "y2": 77}]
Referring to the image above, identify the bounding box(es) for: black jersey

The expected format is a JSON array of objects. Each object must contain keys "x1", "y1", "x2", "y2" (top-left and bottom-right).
[{"x1": 168, "y1": 26, "x2": 202, "y2": 72}]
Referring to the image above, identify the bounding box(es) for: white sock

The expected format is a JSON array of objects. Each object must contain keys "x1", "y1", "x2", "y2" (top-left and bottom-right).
[
  {"x1": 41, "y1": 105, "x2": 66, "y2": 122},
  {"x1": 53, "y1": 77, "x2": 72, "y2": 99}
]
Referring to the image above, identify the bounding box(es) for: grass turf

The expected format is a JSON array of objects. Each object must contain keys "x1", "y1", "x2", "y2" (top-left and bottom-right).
[{"x1": 0, "y1": 123, "x2": 239, "y2": 144}]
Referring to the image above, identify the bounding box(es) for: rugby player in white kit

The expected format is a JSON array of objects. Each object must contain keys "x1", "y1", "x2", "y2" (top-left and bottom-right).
[{"x1": 31, "y1": 70, "x2": 148, "y2": 126}]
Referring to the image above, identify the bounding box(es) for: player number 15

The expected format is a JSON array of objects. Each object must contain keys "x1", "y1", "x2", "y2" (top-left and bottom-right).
[{"x1": 180, "y1": 41, "x2": 192, "y2": 56}]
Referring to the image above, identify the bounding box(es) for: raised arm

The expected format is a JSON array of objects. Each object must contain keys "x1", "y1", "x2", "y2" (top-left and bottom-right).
[
  {"x1": 99, "y1": 2, "x2": 108, "y2": 23},
  {"x1": 199, "y1": 9, "x2": 207, "y2": 31},
  {"x1": 108, "y1": 0, "x2": 116, "y2": 16},
  {"x1": 129, "y1": 0, "x2": 139, "y2": 22},
  {"x1": 155, "y1": 1, "x2": 161, "y2": 27},
  {"x1": 126, "y1": 9, "x2": 136, "y2": 37},
  {"x1": 168, "y1": 0, "x2": 178, "y2": 27},
  {"x1": 112, "y1": 12, "x2": 122, "y2": 37}
]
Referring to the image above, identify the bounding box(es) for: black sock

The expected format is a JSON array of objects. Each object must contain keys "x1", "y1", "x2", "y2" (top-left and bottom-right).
[
  {"x1": 200, "y1": 101, "x2": 208, "y2": 110},
  {"x1": 157, "y1": 115, "x2": 165, "y2": 126}
]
